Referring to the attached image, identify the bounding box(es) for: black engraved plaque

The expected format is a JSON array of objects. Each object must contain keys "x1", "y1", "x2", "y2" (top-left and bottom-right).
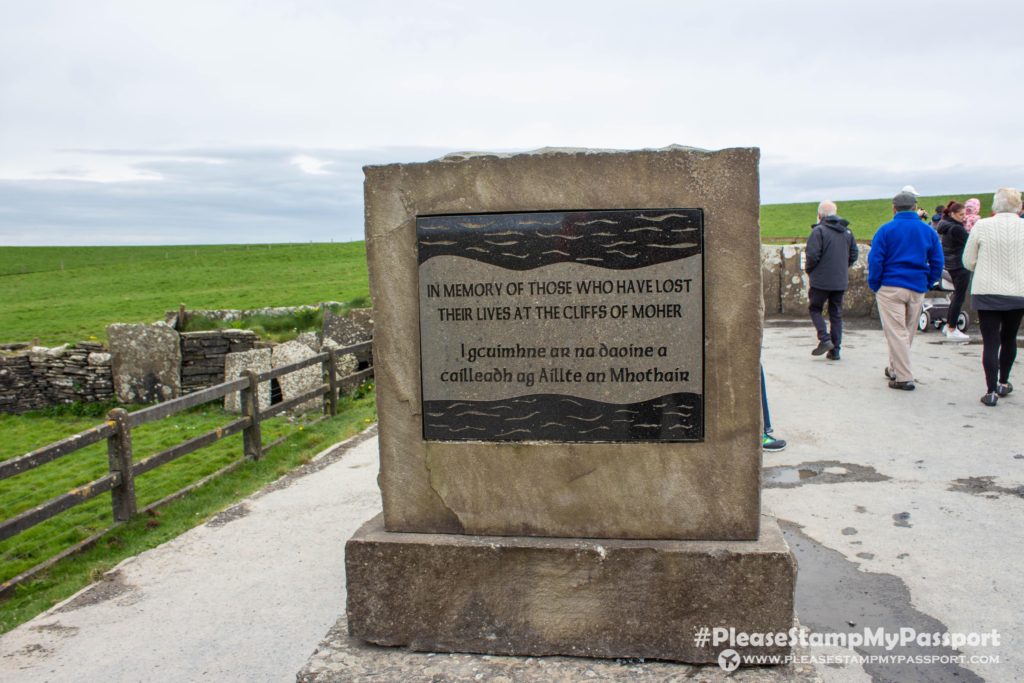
[{"x1": 417, "y1": 209, "x2": 704, "y2": 442}]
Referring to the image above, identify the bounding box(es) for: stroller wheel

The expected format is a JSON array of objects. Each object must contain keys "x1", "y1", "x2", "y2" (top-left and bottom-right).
[
  {"x1": 918, "y1": 310, "x2": 931, "y2": 332},
  {"x1": 956, "y1": 312, "x2": 969, "y2": 332}
]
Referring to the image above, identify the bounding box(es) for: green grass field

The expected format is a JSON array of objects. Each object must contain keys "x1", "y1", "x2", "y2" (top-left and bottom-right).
[
  {"x1": 0, "y1": 241, "x2": 377, "y2": 630},
  {"x1": 759, "y1": 193, "x2": 993, "y2": 242},
  {"x1": 0, "y1": 242, "x2": 370, "y2": 346},
  {"x1": 0, "y1": 390, "x2": 376, "y2": 633}
]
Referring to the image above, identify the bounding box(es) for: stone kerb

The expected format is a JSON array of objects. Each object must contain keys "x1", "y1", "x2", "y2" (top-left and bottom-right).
[
  {"x1": 223, "y1": 349, "x2": 272, "y2": 413},
  {"x1": 271, "y1": 340, "x2": 322, "y2": 413},
  {"x1": 366, "y1": 146, "x2": 763, "y2": 541},
  {"x1": 107, "y1": 322, "x2": 182, "y2": 404}
]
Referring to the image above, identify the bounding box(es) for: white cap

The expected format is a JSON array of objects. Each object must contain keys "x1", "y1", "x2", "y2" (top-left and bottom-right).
[{"x1": 901, "y1": 184, "x2": 920, "y2": 197}]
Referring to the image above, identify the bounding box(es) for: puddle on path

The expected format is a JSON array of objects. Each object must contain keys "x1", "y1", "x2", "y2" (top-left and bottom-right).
[
  {"x1": 781, "y1": 520, "x2": 983, "y2": 683},
  {"x1": 764, "y1": 461, "x2": 890, "y2": 488}
]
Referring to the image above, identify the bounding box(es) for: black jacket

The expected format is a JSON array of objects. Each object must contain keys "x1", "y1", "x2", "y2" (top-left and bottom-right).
[
  {"x1": 805, "y1": 215, "x2": 859, "y2": 291},
  {"x1": 936, "y1": 216, "x2": 968, "y2": 271}
]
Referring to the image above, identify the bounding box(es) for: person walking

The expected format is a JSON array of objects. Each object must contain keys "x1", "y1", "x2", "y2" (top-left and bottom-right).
[
  {"x1": 867, "y1": 191, "x2": 944, "y2": 390},
  {"x1": 962, "y1": 188, "x2": 1024, "y2": 406},
  {"x1": 805, "y1": 200, "x2": 859, "y2": 360},
  {"x1": 936, "y1": 200, "x2": 971, "y2": 341}
]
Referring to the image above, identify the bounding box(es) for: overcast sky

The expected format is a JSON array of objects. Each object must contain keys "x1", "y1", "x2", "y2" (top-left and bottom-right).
[{"x1": 1, "y1": 0, "x2": 1021, "y2": 245}]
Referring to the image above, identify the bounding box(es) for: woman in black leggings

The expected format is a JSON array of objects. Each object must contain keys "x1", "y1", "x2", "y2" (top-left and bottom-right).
[{"x1": 962, "y1": 188, "x2": 1024, "y2": 406}]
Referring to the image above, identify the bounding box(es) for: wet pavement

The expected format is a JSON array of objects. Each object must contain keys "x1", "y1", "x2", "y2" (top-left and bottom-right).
[
  {"x1": 762, "y1": 319, "x2": 1022, "y2": 682},
  {"x1": 1, "y1": 321, "x2": 1020, "y2": 682}
]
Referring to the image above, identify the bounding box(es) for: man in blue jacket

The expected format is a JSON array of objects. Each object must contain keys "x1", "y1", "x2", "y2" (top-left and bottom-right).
[{"x1": 868, "y1": 191, "x2": 945, "y2": 390}]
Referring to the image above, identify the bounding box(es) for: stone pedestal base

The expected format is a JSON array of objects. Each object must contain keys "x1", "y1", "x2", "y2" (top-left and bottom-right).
[{"x1": 345, "y1": 514, "x2": 796, "y2": 664}]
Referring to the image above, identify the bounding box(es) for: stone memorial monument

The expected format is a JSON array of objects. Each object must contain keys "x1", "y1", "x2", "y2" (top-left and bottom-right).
[{"x1": 346, "y1": 146, "x2": 796, "y2": 664}]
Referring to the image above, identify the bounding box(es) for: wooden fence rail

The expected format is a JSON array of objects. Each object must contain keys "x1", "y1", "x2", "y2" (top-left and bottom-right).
[{"x1": 0, "y1": 340, "x2": 373, "y2": 594}]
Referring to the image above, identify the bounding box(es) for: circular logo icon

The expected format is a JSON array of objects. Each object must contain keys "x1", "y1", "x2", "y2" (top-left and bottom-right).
[{"x1": 718, "y1": 648, "x2": 741, "y2": 672}]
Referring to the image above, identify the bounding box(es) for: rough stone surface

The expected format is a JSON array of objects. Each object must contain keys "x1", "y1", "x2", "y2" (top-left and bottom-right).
[
  {"x1": 346, "y1": 514, "x2": 797, "y2": 664},
  {"x1": 271, "y1": 340, "x2": 322, "y2": 413},
  {"x1": 179, "y1": 329, "x2": 258, "y2": 394},
  {"x1": 0, "y1": 344, "x2": 113, "y2": 413},
  {"x1": 322, "y1": 309, "x2": 371, "y2": 354},
  {"x1": 295, "y1": 331, "x2": 321, "y2": 353},
  {"x1": 348, "y1": 308, "x2": 374, "y2": 334},
  {"x1": 761, "y1": 245, "x2": 783, "y2": 315},
  {"x1": 321, "y1": 339, "x2": 359, "y2": 378},
  {"x1": 301, "y1": 619, "x2": 821, "y2": 682},
  {"x1": 779, "y1": 245, "x2": 809, "y2": 316},
  {"x1": 223, "y1": 349, "x2": 272, "y2": 413},
  {"x1": 761, "y1": 243, "x2": 971, "y2": 322},
  {"x1": 365, "y1": 146, "x2": 764, "y2": 540},
  {"x1": 107, "y1": 323, "x2": 181, "y2": 404}
]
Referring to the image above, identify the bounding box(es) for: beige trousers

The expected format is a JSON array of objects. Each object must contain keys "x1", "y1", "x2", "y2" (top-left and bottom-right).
[{"x1": 875, "y1": 286, "x2": 925, "y2": 382}]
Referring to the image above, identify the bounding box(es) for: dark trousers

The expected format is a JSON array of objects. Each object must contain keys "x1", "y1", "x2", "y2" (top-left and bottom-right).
[
  {"x1": 760, "y1": 365, "x2": 772, "y2": 433},
  {"x1": 978, "y1": 308, "x2": 1024, "y2": 392},
  {"x1": 808, "y1": 288, "x2": 845, "y2": 348},
  {"x1": 947, "y1": 268, "x2": 971, "y2": 329}
]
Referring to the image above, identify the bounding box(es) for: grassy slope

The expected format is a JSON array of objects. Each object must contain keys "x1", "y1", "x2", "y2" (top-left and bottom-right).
[
  {"x1": 0, "y1": 243, "x2": 370, "y2": 345},
  {"x1": 0, "y1": 392, "x2": 376, "y2": 633},
  {"x1": 760, "y1": 193, "x2": 993, "y2": 242}
]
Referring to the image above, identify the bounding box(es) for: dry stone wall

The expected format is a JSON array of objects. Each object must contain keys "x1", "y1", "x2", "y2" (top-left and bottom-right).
[
  {"x1": 180, "y1": 330, "x2": 259, "y2": 393},
  {"x1": 0, "y1": 342, "x2": 113, "y2": 413},
  {"x1": 3, "y1": 307, "x2": 373, "y2": 414}
]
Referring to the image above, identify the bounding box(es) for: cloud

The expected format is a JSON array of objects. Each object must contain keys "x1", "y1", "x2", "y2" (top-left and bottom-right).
[
  {"x1": 0, "y1": 146, "x2": 449, "y2": 245},
  {"x1": 2, "y1": 145, "x2": 1021, "y2": 246}
]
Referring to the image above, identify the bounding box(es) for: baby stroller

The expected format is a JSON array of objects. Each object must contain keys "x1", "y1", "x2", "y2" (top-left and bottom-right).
[{"x1": 918, "y1": 270, "x2": 969, "y2": 332}]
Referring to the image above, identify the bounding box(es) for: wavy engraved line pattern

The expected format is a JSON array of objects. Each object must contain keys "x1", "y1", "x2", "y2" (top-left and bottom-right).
[
  {"x1": 422, "y1": 392, "x2": 702, "y2": 442},
  {"x1": 417, "y1": 209, "x2": 702, "y2": 270},
  {"x1": 506, "y1": 411, "x2": 541, "y2": 422},
  {"x1": 638, "y1": 213, "x2": 691, "y2": 222}
]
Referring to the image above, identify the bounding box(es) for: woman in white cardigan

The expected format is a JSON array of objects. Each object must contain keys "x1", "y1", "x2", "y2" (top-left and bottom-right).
[{"x1": 962, "y1": 187, "x2": 1024, "y2": 406}]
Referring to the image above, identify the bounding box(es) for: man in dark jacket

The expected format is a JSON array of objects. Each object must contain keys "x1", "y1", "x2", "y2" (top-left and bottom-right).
[{"x1": 805, "y1": 200, "x2": 859, "y2": 360}]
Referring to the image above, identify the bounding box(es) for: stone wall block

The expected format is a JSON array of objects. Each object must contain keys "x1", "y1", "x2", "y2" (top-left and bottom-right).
[
  {"x1": 223, "y1": 348, "x2": 272, "y2": 413},
  {"x1": 107, "y1": 322, "x2": 182, "y2": 404},
  {"x1": 271, "y1": 340, "x2": 323, "y2": 413}
]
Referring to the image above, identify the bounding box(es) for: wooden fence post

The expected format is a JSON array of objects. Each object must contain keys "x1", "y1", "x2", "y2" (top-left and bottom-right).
[
  {"x1": 106, "y1": 408, "x2": 137, "y2": 521},
  {"x1": 326, "y1": 351, "x2": 338, "y2": 417},
  {"x1": 177, "y1": 303, "x2": 187, "y2": 331},
  {"x1": 241, "y1": 370, "x2": 263, "y2": 460}
]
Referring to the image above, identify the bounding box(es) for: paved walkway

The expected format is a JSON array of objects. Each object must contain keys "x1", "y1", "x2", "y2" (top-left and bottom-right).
[
  {"x1": 0, "y1": 428, "x2": 383, "y2": 682},
  {"x1": 1, "y1": 322, "x2": 1021, "y2": 682}
]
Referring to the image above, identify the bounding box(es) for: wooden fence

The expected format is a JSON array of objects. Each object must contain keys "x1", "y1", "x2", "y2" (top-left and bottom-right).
[{"x1": 0, "y1": 340, "x2": 373, "y2": 595}]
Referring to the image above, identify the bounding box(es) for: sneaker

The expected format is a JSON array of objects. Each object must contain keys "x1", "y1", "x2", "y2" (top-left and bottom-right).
[
  {"x1": 812, "y1": 339, "x2": 835, "y2": 356},
  {"x1": 762, "y1": 433, "x2": 787, "y2": 451},
  {"x1": 981, "y1": 392, "x2": 999, "y2": 407},
  {"x1": 826, "y1": 348, "x2": 841, "y2": 361},
  {"x1": 945, "y1": 327, "x2": 969, "y2": 341},
  {"x1": 884, "y1": 367, "x2": 896, "y2": 380},
  {"x1": 888, "y1": 380, "x2": 916, "y2": 391},
  {"x1": 996, "y1": 382, "x2": 1013, "y2": 397}
]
